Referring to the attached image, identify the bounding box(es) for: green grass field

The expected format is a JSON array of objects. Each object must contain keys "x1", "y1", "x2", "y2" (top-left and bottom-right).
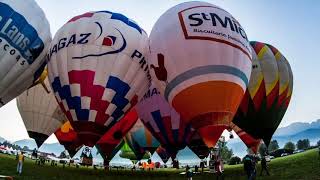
[{"x1": 0, "y1": 148, "x2": 319, "y2": 180}]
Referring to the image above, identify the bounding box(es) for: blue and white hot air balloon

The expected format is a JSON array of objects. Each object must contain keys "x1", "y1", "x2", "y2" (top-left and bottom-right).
[{"x1": 0, "y1": 0, "x2": 51, "y2": 107}]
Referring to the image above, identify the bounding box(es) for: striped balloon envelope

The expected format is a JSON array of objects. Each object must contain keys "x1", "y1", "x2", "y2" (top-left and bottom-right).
[
  {"x1": 233, "y1": 41, "x2": 293, "y2": 146},
  {"x1": 148, "y1": 1, "x2": 252, "y2": 147},
  {"x1": 55, "y1": 121, "x2": 82, "y2": 157},
  {"x1": 136, "y1": 83, "x2": 194, "y2": 159},
  {"x1": 47, "y1": 11, "x2": 151, "y2": 147},
  {"x1": 267, "y1": 44, "x2": 293, "y2": 118},
  {"x1": 124, "y1": 119, "x2": 160, "y2": 160},
  {"x1": 96, "y1": 108, "x2": 138, "y2": 162},
  {"x1": 17, "y1": 69, "x2": 66, "y2": 148},
  {"x1": 0, "y1": 0, "x2": 51, "y2": 108}
]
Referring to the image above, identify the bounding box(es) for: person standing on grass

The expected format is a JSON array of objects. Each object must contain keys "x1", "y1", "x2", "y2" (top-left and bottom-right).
[
  {"x1": 186, "y1": 165, "x2": 193, "y2": 180},
  {"x1": 260, "y1": 155, "x2": 270, "y2": 176},
  {"x1": 200, "y1": 161, "x2": 205, "y2": 173},
  {"x1": 214, "y1": 154, "x2": 224, "y2": 180},
  {"x1": 243, "y1": 154, "x2": 255, "y2": 180},
  {"x1": 16, "y1": 151, "x2": 24, "y2": 175}
]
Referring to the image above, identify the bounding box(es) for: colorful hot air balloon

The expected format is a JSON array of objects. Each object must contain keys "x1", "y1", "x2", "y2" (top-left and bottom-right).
[
  {"x1": 188, "y1": 133, "x2": 209, "y2": 159},
  {"x1": 136, "y1": 83, "x2": 194, "y2": 159},
  {"x1": 148, "y1": 1, "x2": 252, "y2": 147},
  {"x1": 55, "y1": 121, "x2": 82, "y2": 157},
  {"x1": 96, "y1": 108, "x2": 138, "y2": 162},
  {"x1": 233, "y1": 41, "x2": 293, "y2": 146},
  {"x1": 125, "y1": 119, "x2": 160, "y2": 159},
  {"x1": 47, "y1": 11, "x2": 151, "y2": 146},
  {"x1": 0, "y1": 0, "x2": 51, "y2": 107},
  {"x1": 17, "y1": 70, "x2": 66, "y2": 147}
]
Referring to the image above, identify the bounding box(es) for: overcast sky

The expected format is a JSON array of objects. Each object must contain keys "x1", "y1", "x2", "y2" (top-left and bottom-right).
[{"x1": 0, "y1": 0, "x2": 319, "y2": 143}]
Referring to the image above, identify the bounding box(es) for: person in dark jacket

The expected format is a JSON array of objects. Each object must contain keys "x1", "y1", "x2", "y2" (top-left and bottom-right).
[
  {"x1": 186, "y1": 165, "x2": 193, "y2": 180},
  {"x1": 200, "y1": 161, "x2": 205, "y2": 173},
  {"x1": 243, "y1": 154, "x2": 256, "y2": 180},
  {"x1": 260, "y1": 156, "x2": 270, "y2": 176}
]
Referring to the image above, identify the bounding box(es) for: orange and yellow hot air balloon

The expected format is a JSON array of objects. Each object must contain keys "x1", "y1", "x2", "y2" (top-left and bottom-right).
[{"x1": 233, "y1": 41, "x2": 293, "y2": 146}]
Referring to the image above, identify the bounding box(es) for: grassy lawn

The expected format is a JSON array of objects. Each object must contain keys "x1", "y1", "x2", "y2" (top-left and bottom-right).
[{"x1": 0, "y1": 148, "x2": 319, "y2": 180}]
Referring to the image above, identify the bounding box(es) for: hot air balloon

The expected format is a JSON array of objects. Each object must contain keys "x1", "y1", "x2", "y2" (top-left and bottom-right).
[
  {"x1": 124, "y1": 119, "x2": 160, "y2": 160},
  {"x1": 0, "y1": 0, "x2": 51, "y2": 107},
  {"x1": 233, "y1": 41, "x2": 293, "y2": 146},
  {"x1": 96, "y1": 108, "x2": 138, "y2": 163},
  {"x1": 188, "y1": 133, "x2": 209, "y2": 160},
  {"x1": 55, "y1": 121, "x2": 82, "y2": 157},
  {"x1": 47, "y1": 11, "x2": 151, "y2": 146},
  {"x1": 136, "y1": 83, "x2": 194, "y2": 159},
  {"x1": 148, "y1": 1, "x2": 252, "y2": 147},
  {"x1": 17, "y1": 70, "x2": 66, "y2": 147}
]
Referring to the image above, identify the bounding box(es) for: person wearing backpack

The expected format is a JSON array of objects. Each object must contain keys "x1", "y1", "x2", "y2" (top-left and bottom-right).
[{"x1": 243, "y1": 154, "x2": 253, "y2": 179}]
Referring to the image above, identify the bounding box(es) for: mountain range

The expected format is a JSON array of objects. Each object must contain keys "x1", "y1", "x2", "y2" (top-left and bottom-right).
[
  {"x1": 227, "y1": 120, "x2": 320, "y2": 157},
  {"x1": 274, "y1": 119, "x2": 320, "y2": 136}
]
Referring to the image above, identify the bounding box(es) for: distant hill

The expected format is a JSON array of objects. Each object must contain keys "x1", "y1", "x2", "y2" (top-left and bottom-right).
[
  {"x1": 13, "y1": 139, "x2": 64, "y2": 156},
  {"x1": 14, "y1": 139, "x2": 37, "y2": 150},
  {"x1": 274, "y1": 119, "x2": 320, "y2": 136},
  {"x1": 273, "y1": 128, "x2": 320, "y2": 147},
  {"x1": 39, "y1": 143, "x2": 65, "y2": 156}
]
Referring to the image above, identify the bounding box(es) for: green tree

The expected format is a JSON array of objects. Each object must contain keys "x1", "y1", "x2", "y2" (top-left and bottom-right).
[
  {"x1": 268, "y1": 140, "x2": 279, "y2": 152},
  {"x1": 297, "y1": 139, "x2": 310, "y2": 150},
  {"x1": 259, "y1": 143, "x2": 268, "y2": 155},
  {"x1": 59, "y1": 150, "x2": 67, "y2": 158},
  {"x1": 217, "y1": 140, "x2": 233, "y2": 162},
  {"x1": 317, "y1": 140, "x2": 320, "y2": 146},
  {"x1": 284, "y1": 141, "x2": 296, "y2": 151},
  {"x1": 229, "y1": 156, "x2": 241, "y2": 165}
]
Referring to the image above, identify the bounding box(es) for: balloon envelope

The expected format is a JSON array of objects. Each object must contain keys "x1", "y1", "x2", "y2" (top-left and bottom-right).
[
  {"x1": 148, "y1": 1, "x2": 252, "y2": 147},
  {"x1": 125, "y1": 119, "x2": 160, "y2": 159},
  {"x1": 136, "y1": 83, "x2": 194, "y2": 158},
  {"x1": 96, "y1": 108, "x2": 138, "y2": 161},
  {"x1": 0, "y1": 0, "x2": 51, "y2": 107},
  {"x1": 55, "y1": 121, "x2": 82, "y2": 157},
  {"x1": 233, "y1": 41, "x2": 293, "y2": 146},
  {"x1": 17, "y1": 72, "x2": 66, "y2": 147},
  {"x1": 48, "y1": 11, "x2": 151, "y2": 146}
]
